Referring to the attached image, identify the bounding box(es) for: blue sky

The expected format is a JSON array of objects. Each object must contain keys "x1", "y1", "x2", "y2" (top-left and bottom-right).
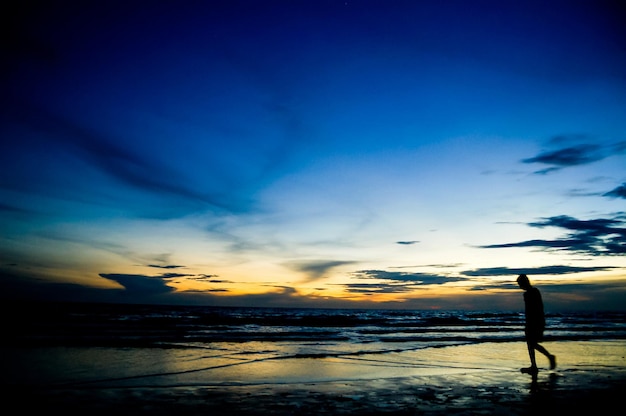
[{"x1": 1, "y1": 0, "x2": 625, "y2": 310}]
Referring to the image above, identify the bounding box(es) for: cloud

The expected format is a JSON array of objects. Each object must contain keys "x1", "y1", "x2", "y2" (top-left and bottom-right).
[
  {"x1": 185, "y1": 275, "x2": 234, "y2": 283},
  {"x1": 192, "y1": 286, "x2": 317, "y2": 308},
  {"x1": 99, "y1": 273, "x2": 175, "y2": 295},
  {"x1": 604, "y1": 183, "x2": 626, "y2": 199},
  {"x1": 2, "y1": 99, "x2": 247, "y2": 218},
  {"x1": 396, "y1": 240, "x2": 419, "y2": 245},
  {"x1": 530, "y1": 167, "x2": 561, "y2": 175},
  {"x1": 4, "y1": 268, "x2": 625, "y2": 311},
  {"x1": 461, "y1": 265, "x2": 617, "y2": 277},
  {"x1": 334, "y1": 269, "x2": 465, "y2": 295},
  {"x1": 523, "y1": 144, "x2": 604, "y2": 166},
  {"x1": 480, "y1": 214, "x2": 626, "y2": 256},
  {"x1": 148, "y1": 264, "x2": 185, "y2": 269},
  {"x1": 521, "y1": 136, "x2": 626, "y2": 174},
  {"x1": 352, "y1": 269, "x2": 464, "y2": 284},
  {"x1": 391, "y1": 263, "x2": 464, "y2": 269},
  {"x1": 343, "y1": 283, "x2": 416, "y2": 294},
  {"x1": 160, "y1": 273, "x2": 194, "y2": 279},
  {"x1": 287, "y1": 260, "x2": 356, "y2": 282},
  {"x1": 535, "y1": 280, "x2": 626, "y2": 312}
]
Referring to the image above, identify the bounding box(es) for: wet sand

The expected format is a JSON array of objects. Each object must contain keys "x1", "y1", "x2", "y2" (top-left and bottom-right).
[
  {"x1": 9, "y1": 369, "x2": 626, "y2": 415},
  {"x1": 5, "y1": 340, "x2": 626, "y2": 415}
]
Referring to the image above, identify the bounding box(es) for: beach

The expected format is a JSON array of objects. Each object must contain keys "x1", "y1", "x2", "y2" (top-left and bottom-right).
[
  {"x1": 4, "y1": 303, "x2": 625, "y2": 414},
  {"x1": 5, "y1": 340, "x2": 626, "y2": 415}
]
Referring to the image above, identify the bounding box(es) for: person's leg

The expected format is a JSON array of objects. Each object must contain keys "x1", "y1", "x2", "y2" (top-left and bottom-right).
[
  {"x1": 527, "y1": 340, "x2": 538, "y2": 368},
  {"x1": 535, "y1": 343, "x2": 557, "y2": 369},
  {"x1": 521, "y1": 340, "x2": 539, "y2": 375}
]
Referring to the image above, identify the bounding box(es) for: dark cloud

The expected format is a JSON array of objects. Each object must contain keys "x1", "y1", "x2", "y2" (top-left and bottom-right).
[
  {"x1": 396, "y1": 240, "x2": 419, "y2": 245},
  {"x1": 160, "y1": 273, "x2": 194, "y2": 279},
  {"x1": 352, "y1": 269, "x2": 464, "y2": 284},
  {"x1": 148, "y1": 264, "x2": 185, "y2": 269},
  {"x1": 99, "y1": 273, "x2": 175, "y2": 295},
  {"x1": 480, "y1": 214, "x2": 626, "y2": 256},
  {"x1": 391, "y1": 263, "x2": 465, "y2": 269},
  {"x1": 336, "y1": 269, "x2": 465, "y2": 295},
  {"x1": 196, "y1": 275, "x2": 234, "y2": 284},
  {"x1": 604, "y1": 183, "x2": 626, "y2": 199},
  {"x1": 464, "y1": 282, "x2": 519, "y2": 292},
  {"x1": 287, "y1": 260, "x2": 356, "y2": 282},
  {"x1": 523, "y1": 143, "x2": 604, "y2": 166},
  {"x1": 529, "y1": 215, "x2": 622, "y2": 232},
  {"x1": 536, "y1": 280, "x2": 626, "y2": 312},
  {"x1": 531, "y1": 167, "x2": 561, "y2": 175},
  {"x1": 462, "y1": 265, "x2": 617, "y2": 277},
  {"x1": 566, "y1": 188, "x2": 603, "y2": 198},
  {"x1": 203, "y1": 286, "x2": 310, "y2": 307},
  {"x1": 522, "y1": 138, "x2": 626, "y2": 174},
  {"x1": 343, "y1": 283, "x2": 415, "y2": 294}
]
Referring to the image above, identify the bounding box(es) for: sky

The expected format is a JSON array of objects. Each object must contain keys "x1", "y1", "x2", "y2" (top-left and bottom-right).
[{"x1": 1, "y1": 0, "x2": 625, "y2": 311}]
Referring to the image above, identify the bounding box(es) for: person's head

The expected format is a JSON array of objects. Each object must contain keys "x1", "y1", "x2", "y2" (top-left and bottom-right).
[{"x1": 517, "y1": 274, "x2": 531, "y2": 290}]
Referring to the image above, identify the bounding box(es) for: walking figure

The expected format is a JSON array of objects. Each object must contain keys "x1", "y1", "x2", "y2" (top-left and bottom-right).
[{"x1": 517, "y1": 274, "x2": 556, "y2": 376}]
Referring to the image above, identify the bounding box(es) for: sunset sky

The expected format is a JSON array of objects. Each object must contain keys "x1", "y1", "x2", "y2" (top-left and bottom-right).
[{"x1": 2, "y1": 0, "x2": 625, "y2": 311}]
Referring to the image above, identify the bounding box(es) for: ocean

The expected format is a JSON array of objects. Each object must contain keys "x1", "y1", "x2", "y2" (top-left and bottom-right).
[
  {"x1": 11, "y1": 302, "x2": 626, "y2": 347},
  {"x1": 4, "y1": 302, "x2": 626, "y2": 388}
]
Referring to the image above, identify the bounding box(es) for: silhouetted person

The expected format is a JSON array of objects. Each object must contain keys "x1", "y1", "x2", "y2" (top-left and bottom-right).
[{"x1": 517, "y1": 274, "x2": 556, "y2": 376}]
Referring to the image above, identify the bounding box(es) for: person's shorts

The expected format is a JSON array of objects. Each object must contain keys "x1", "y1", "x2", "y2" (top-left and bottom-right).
[{"x1": 525, "y1": 327, "x2": 544, "y2": 343}]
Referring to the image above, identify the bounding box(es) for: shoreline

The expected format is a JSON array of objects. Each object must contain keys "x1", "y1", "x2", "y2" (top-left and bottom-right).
[{"x1": 5, "y1": 339, "x2": 625, "y2": 414}]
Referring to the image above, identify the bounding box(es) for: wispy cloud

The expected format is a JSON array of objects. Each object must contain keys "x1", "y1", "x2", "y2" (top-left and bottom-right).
[
  {"x1": 183, "y1": 275, "x2": 234, "y2": 284},
  {"x1": 462, "y1": 265, "x2": 617, "y2": 277},
  {"x1": 522, "y1": 135, "x2": 626, "y2": 174},
  {"x1": 287, "y1": 260, "x2": 356, "y2": 282},
  {"x1": 342, "y1": 270, "x2": 464, "y2": 294},
  {"x1": 343, "y1": 283, "x2": 416, "y2": 294},
  {"x1": 523, "y1": 143, "x2": 604, "y2": 167},
  {"x1": 391, "y1": 263, "x2": 464, "y2": 269},
  {"x1": 480, "y1": 214, "x2": 626, "y2": 256},
  {"x1": 160, "y1": 273, "x2": 194, "y2": 279},
  {"x1": 3, "y1": 99, "x2": 248, "y2": 218},
  {"x1": 604, "y1": 183, "x2": 626, "y2": 199},
  {"x1": 352, "y1": 270, "x2": 463, "y2": 284},
  {"x1": 148, "y1": 264, "x2": 185, "y2": 269}
]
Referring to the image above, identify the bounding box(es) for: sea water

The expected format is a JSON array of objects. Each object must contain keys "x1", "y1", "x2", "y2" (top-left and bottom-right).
[{"x1": 4, "y1": 302, "x2": 626, "y2": 387}]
